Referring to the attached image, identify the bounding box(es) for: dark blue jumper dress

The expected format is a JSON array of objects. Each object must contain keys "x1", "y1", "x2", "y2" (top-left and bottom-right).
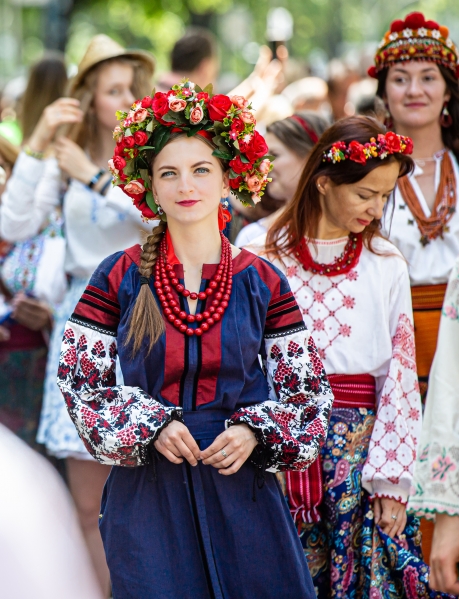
[{"x1": 57, "y1": 246, "x2": 333, "y2": 598}]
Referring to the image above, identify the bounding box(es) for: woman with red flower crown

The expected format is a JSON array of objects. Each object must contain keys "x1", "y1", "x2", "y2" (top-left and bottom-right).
[
  {"x1": 368, "y1": 11, "x2": 459, "y2": 567},
  {"x1": 55, "y1": 79, "x2": 333, "y2": 598},
  {"x1": 248, "y1": 115, "x2": 447, "y2": 598}
]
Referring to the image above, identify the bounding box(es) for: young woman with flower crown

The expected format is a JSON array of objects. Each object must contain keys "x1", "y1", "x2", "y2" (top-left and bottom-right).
[
  {"x1": 368, "y1": 10, "x2": 459, "y2": 563},
  {"x1": 246, "y1": 115, "x2": 446, "y2": 598},
  {"x1": 56, "y1": 80, "x2": 334, "y2": 599}
]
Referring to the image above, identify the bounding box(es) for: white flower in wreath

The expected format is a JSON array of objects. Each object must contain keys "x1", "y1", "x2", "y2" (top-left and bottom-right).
[
  {"x1": 417, "y1": 28, "x2": 428, "y2": 37},
  {"x1": 403, "y1": 28, "x2": 413, "y2": 38},
  {"x1": 431, "y1": 30, "x2": 441, "y2": 39},
  {"x1": 389, "y1": 32, "x2": 399, "y2": 42},
  {"x1": 446, "y1": 39, "x2": 453, "y2": 48}
]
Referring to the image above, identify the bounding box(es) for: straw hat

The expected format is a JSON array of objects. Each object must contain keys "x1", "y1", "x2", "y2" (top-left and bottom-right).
[{"x1": 70, "y1": 34, "x2": 155, "y2": 92}]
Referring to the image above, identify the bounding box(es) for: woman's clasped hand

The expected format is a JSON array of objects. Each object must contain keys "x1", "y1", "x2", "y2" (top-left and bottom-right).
[{"x1": 154, "y1": 421, "x2": 258, "y2": 474}]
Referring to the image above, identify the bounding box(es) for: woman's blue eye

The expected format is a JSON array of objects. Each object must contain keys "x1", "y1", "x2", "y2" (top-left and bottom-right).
[
  {"x1": 161, "y1": 171, "x2": 175, "y2": 178},
  {"x1": 195, "y1": 167, "x2": 209, "y2": 174}
]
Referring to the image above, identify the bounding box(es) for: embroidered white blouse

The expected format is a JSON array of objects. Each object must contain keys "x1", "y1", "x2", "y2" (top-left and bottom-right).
[
  {"x1": 0, "y1": 152, "x2": 149, "y2": 279},
  {"x1": 410, "y1": 256, "x2": 459, "y2": 518},
  {"x1": 249, "y1": 234, "x2": 422, "y2": 503},
  {"x1": 383, "y1": 151, "x2": 459, "y2": 286}
]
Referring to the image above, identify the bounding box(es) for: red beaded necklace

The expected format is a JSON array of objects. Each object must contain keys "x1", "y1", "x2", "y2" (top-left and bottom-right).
[
  {"x1": 154, "y1": 232, "x2": 233, "y2": 336},
  {"x1": 294, "y1": 233, "x2": 363, "y2": 277}
]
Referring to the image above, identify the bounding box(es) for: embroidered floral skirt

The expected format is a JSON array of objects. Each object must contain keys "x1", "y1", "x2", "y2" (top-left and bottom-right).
[{"x1": 294, "y1": 405, "x2": 449, "y2": 599}]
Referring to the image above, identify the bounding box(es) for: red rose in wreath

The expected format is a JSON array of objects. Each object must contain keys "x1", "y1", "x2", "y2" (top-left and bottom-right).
[
  {"x1": 134, "y1": 131, "x2": 149, "y2": 146},
  {"x1": 229, "y1": 176, "x2": 243, "y2": 189},
  {"x1": 239, "y1": 131, "x2": 269, "y2": 163},
  {"x1": 403, "y1": 137, "x2": 414, "y2": 155},
  {"x1": 348, "y1": 141, "x2": 366, "y2": 164},
  {"x1": 208, "y1": 94, "x2": 232, "y2": 121},
  {"x1": 229, "y1": 155, "x2": 251, "y2": 174},
  {"x1": 384, "y1": 131, "x2": 401, "y2": 153},
  {"x1": 152, "y1": 92, "x2": 169, "y2": 118}
]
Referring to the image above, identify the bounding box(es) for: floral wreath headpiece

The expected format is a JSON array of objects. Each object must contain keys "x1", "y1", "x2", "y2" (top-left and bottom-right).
[
  {"x1": 368, "y1": 12, "x2": 459, "y2": 79},
  {"x1": 323, "y1": 132, "x2": 413, "y2": 165},
  {"x1": 109, "y1": 79, "x2": 273, "y2": 221}
]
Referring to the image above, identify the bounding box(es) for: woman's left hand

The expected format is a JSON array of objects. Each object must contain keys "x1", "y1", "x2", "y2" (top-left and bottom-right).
[
  {"x1": 55, "y1": 137, "x2": 100, "y2": 184},
  {"x1": 200, "y1": 424, "x2": 258, "y2": 475},
  {"x1": 373, "y1": 496, "x2": 407, "y2": 538}
]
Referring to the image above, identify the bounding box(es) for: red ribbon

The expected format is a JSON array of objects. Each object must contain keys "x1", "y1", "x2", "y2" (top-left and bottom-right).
[{"x1": 290, "y1": 115, "x2": 319, "y2": 144}]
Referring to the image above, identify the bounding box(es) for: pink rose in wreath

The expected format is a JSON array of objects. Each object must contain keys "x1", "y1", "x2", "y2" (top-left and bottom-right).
[
  {"x1": 169, "y1": 97, "x2": 187, "y2": 112},
  {"x1": 190, "y1": 105, "x2": 204, "y2": 124},
  {"x1": 245, "y1": 173, "x2": 263, "y2": 193}
]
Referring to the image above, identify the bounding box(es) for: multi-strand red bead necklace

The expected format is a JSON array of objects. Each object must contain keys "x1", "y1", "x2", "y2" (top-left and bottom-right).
[
  {"x1": 154, "y1": 232, "x2": 233, "y2": 336},
  {"x1": 295, "y1": 233, "x2": 363, "y2": 277}
]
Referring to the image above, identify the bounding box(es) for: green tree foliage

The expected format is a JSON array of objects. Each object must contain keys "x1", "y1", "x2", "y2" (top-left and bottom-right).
[{"x1": 67, "y1": 0, "x2": 459, "y2": 78}]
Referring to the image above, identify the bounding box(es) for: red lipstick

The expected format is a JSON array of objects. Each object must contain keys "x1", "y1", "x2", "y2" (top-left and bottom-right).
[{"x1": 177, "y1": 200, "x2": 199, "y2": 207}]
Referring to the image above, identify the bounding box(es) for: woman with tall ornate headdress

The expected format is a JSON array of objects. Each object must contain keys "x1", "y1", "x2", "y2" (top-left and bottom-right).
[{"x1": 369, "y1": 10, "x2": 459, "y2": 564}]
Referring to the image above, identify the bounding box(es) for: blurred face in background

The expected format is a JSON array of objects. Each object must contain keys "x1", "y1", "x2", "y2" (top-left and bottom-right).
[
  {"x1": 385, "y1": 61, "x2": 450, "y2": 131},
  {"x1": 93, "y1": 61, "x2": 136, "y2": 132},
  {"x1": 265, "y1": 132, "x2": 307, "y2": 203}
]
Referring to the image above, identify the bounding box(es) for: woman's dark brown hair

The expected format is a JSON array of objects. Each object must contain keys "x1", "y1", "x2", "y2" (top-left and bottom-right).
[
  {"x1": 266, "y1": 116, "x2": 414, "y2": 261},
  {"x1": 126, "y1": 132, "x2": 227, "y2": 355},
  {"x1": 20, "y1": 52, "x2": 68, "y2": 142},
  {"x1": 376, "y1": 65, "x2": 459, "y2": 162}
]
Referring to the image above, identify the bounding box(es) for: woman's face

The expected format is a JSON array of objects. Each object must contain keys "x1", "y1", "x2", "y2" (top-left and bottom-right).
[
  {"x1": 265, "y1": 132, "x2": 307, "y2": 202},
  {"x1": 385, "y1": 62, "x2": 450, "y2": 131},
  {"x1": 317, "y1": 160, "x2": 401, "y2": 237},
  {"x1": 151, "y1": 136, "x2": 229, "y2": 227},
  {"x1": 93, "y1": 61, "x2": 136, "y2": 132}
]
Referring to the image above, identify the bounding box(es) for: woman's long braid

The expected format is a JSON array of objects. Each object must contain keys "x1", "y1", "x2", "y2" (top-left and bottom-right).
[{"x1": 126, "y1": 221, "x2": 167, "y2": 355}]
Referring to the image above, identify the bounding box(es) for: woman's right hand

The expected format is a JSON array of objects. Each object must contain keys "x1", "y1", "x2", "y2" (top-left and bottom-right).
[
  {"x1": 27, "y1": 97, "x2": 83, "y2": 153},
  {"x1": 154, "y1": 420, "x2": 201, "y2": 466}
]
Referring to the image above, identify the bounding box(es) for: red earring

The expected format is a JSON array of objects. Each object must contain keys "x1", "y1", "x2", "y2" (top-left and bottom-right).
[{"x1": 440, "y1": 102, "x2": 453, "y2": 128}]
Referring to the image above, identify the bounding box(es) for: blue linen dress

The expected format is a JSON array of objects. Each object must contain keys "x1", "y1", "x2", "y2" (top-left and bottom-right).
[{"x1": 57, "y1": 245, "x2": 334, "y2": 599}]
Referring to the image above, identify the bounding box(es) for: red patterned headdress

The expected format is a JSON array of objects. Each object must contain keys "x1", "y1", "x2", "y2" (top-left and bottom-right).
[{"x1": 368, "y1": 12, "x2": 459, "y2": 79}]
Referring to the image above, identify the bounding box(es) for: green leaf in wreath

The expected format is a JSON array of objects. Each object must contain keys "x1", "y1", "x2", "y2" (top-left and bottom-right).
[
  {"x1": 212, "y1": 149, "x2": 233, "y2": 161},
  {"x1": 203, "y1": 83, "x2": 213, "y2": 95},
  {"x1": 153, "y1": 127, "x2": 171, "y2": 154},
  {"x1": 145, "y1": 191, "x2": 156, "y2": 213}
]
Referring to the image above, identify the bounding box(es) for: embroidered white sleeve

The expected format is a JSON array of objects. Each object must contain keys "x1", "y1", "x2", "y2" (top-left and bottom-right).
[
  {"x1": 57, "y1": 320, "x2": 182, "y2": 467},
  {"x1": 229, "y1": 327, "x2": 333, "y2": 471},
  {"x1": 410, "y1": 258, "x2": 459, "y2": 517},
  {"x1": 362, "y1": 268, "x2": 422, "y2": 503}
]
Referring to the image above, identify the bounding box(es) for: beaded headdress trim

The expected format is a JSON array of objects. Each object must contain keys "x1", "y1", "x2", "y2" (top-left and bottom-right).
[
  {"x1": 323, "y1": 132, "x2": 413, "y2": 165},
  {"x1": 368, "y1": 12, "x2": 459, "y2": 79}
]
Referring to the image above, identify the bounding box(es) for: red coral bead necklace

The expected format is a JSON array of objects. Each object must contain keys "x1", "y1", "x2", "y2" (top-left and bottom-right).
[{"x1": 154, "y1": 231, "x2": 233, "y2": 336}]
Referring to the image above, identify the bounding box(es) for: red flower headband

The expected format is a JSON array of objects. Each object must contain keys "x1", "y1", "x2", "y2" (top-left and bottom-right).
[
  {"x1": 109, "y1": 80, "x2": 273, "y2": 221},
  {"x1": 368, "y1": 12, "x2": 459, "y2": 79},
  {"x1": 323, "y1": 132, "x2": 413, "y2": 165}
]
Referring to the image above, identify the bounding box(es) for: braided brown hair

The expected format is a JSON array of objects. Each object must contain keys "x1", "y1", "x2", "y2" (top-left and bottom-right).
[{"x1": 125, "y1": 221, "x2": 166, "y2": 355}]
